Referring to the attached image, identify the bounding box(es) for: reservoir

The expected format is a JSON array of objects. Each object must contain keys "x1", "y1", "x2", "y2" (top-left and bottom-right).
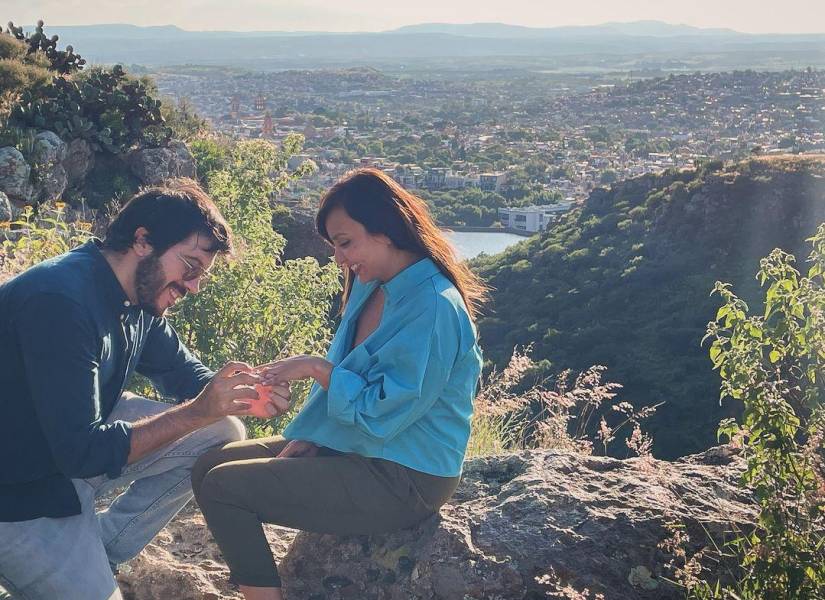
[{"x1": 446, "y1": 230, "x2": 529, "y2": 260}]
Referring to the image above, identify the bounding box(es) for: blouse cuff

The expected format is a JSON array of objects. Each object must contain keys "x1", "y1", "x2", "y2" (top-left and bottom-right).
[{"x1": 327, "y1": 366, "x2": 367, "y2": 425}]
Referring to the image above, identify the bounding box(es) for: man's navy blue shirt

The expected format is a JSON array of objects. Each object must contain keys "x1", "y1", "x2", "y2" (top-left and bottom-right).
[{"x1": 0, "y1": 240, "x2": 213, "y2": 522}]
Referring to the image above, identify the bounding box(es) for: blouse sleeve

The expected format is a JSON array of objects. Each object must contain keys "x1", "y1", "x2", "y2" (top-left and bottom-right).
[{"x1": 326, "y1": 300, "x2": 460, "y2": 442}]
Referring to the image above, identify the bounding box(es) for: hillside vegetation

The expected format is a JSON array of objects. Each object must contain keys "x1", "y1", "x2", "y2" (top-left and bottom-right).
[{"x1": 474, "y1": 155, "x2": 825, "y2": 458}]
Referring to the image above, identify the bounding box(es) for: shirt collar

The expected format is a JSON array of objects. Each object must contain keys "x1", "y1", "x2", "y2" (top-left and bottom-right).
[
  {"x1": 380, "y1": 258, "x2": 440, "y2": 306},
  {"x1": 75, "y1": 238, "x2": 136, "y2": 315}
]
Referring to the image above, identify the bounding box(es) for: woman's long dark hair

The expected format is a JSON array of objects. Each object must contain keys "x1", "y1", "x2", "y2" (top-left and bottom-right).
[{"x1": 316, "y1": 168, "x2": 488, "y2": 321}]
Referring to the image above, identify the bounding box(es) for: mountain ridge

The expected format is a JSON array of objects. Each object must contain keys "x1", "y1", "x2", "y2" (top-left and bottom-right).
[{"x1": 473, "y1": 155, "x2": 825, "y2": 459}]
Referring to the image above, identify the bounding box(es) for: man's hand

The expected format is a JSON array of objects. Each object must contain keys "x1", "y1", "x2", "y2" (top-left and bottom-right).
[
  {"x1": 190, "y1": 361, "x2": 260, "y2": 423},
  {"x1": 127, "y1": 362, "x2": 263, "y2": 465}
]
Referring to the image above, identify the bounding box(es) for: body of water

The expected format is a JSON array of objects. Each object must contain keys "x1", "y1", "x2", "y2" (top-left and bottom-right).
[{"x1": 446, "y1": 230, "x2": 529, "y2": 260}]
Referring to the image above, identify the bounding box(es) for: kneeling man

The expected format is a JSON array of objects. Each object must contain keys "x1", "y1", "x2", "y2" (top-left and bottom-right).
[{"x1": 0, "y1": 179, "x2": 287, "y2": 600}]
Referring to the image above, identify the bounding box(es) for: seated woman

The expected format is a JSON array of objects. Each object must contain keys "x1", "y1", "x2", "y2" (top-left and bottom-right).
[{"x1": 191, "y1": 167, "x2": 487, "y2": 600}]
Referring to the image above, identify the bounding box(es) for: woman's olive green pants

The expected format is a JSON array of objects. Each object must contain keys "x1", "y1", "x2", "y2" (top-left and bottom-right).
[{"x1": 191, "y1": 436, "x2": 459, "y2": 588}]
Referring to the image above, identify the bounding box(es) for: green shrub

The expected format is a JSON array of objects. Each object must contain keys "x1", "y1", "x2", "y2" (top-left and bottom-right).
[
  {"x1": 5, "y1": 20, "x2": 85, "y2": 74},
  {"x1": 1, "y1": 203, "x2": 93, "y2": 282},
  {"x1": 161, "y1": 96, "x2": 209, "y2": 142},
  {"x1": 0, "y1": 35, "x2": 51, "y2": 115},
  {"x1": 10, "y1": 64, "x2": 171, "y2": 154},
  {"x1": 692, "y1": 225, "x2": 825, "y2": 598},
  {"x1": 169, "y1": 137, "x2": 340, "y2": 436},
  {"x1": 0, "y1": 58, "x2": 50, "y2": 96},
  {"x1": 190, "y1": 136, "x2": 230, "y2": 182}
]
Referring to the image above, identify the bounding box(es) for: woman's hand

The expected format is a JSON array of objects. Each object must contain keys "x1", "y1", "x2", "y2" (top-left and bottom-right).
[
  {"x1": 277, "y1": 440, "x2": 319, "y2": 458},
  {"x1": 258, "y1": 355, "x2": 333, "y2": 388}
]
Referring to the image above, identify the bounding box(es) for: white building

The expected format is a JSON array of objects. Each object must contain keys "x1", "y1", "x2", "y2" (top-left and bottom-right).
[
  {"x1": 478, "y1": 172, "x2": 508, "y2": 192},
  {"x1": 498, "y1": 201, "x2": 576, "y2": 233}
]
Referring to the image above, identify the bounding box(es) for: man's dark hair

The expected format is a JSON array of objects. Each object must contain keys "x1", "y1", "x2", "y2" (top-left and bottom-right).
[{"x1": 103, "y1": 178, "x2": 233, "y2": 257}]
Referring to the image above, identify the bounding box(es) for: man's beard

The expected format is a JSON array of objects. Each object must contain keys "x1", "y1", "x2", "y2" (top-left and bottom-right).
[{"x1": 134, "y1": 253, "x2": 186, "y2": 317}]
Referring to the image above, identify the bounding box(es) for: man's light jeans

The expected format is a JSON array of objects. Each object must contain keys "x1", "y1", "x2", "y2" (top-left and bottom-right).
[{"x1": 0, "y1": 393, "x2": 246, "y2": 600}]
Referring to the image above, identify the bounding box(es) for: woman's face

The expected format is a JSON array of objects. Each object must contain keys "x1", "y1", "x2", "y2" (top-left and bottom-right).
[{"x1": 325, "y1": 205, "x2": 393, "y2": 283}]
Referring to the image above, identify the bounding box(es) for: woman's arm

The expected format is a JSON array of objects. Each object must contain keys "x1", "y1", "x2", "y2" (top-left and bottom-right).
[{"x1": 259, "y1": 355, "x2": 333, "y2": 389}]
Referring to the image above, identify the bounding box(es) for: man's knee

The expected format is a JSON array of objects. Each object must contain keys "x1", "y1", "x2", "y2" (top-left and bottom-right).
[{"x1": 207, "y1": 416, "x2": 247, "y2": 446}]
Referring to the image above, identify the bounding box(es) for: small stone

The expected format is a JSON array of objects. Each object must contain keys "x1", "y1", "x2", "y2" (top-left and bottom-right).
[
  {"x1": 397, "y1": 555, "x2": 415, "y2": 576},
  {"x1": 322, "y1": 574, "x2": 353, "y2": 591},
  {"x1": 628, "y1": 565, "x2": 659, "y2": 590},
  {"x1": 381, "y1": 570, "x2": 396, "y2": 584}
]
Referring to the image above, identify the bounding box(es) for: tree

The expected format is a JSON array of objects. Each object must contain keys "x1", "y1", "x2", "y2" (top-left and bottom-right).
[{"x1": 172, "y1": 136, "x2": 341, "y2": 434}]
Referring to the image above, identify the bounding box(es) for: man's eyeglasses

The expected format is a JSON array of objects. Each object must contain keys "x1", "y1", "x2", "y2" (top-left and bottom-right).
[{"x1": 176, "y1": 253, "x2": 213, "y2": 283}]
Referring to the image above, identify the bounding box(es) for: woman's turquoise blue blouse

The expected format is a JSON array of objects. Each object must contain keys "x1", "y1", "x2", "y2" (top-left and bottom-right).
[{"x1": 283, "y1": 258, "x2": 482, "y2": 477}]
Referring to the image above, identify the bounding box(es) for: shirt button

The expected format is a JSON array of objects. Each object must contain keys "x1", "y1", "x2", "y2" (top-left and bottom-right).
[{"x1": 124, "y1": 300, "x2": 131, "y2": 307}]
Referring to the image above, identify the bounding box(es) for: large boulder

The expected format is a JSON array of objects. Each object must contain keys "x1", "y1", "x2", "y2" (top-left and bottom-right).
[
  {"x1": 63, "y1": 138, "x2": 95, "y2": 186},
  {"x1": 127, "y1": 141, "x2": 196, "y2": 185},
  {"x1": 30, "y1": 131, "x2": 67, "y2": 167},
  {"x1": 118, "y1": 448, "x2": 753, "y2": 599},
  {"x1": 0, "y1": 191, "x2": 11, "y2": 222},
  {"x1": 29, "y1": 131, "x2": 69, "y2": 203},
  {"x1": 34, "y1": 164, "x2": 69, "y2": 203},
  {"x1": 0, "y1": 147, "x2": 33, "y2": 203},
  {"x1": 276, "y1": 207, "x2": 333, "y2": 263}
]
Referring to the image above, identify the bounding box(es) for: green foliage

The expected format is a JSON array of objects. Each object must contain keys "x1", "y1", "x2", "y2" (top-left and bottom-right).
[
  {"x1": 0, "y1": 202, "x2": 93, "y2": 282},
  {"x1": 474, "y1": 158, "x2": 825, "y2": 458},
  {"x1": 161, "y1": 96, "x2": 209, "y2": 142},
  {"x1": 168, "y1": 136, "x2": 340, "y2": 436},
  {"x1": 5, "y1": 20, "x2": 86, "y2": 74},
  {"x1": 10, "y1": 64, "x2": 171, "y2": 154},
  {"x1": 0, "y1": 34, "x2": 50, "y2": 115},
  {"x1": 698, "y1": 227, "x2": 825, "y2": 599},
  {"x1": 419, "y1": 184, "x2": 561, "y2": 227},
  {"x1": 80, "y1": 152, "x2": 142, "y2": 209},
  {"x1": 0, "y1": 57, "x2": 50, "y2": 98},
  {"x1": 190, "y1": 136, "x2": 230, "y2": 182}
]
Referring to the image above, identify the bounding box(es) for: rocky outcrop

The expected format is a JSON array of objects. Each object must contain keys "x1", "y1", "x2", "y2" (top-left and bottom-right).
[
  {"x1": 63, "y1": 138, "x2": 95, "y2": 186},
  {"x1": 30, "y1": 131, "x2": 69, "y2": 203},
  {"x1": 0, "y1": 192, "x2": 11, "y2": 223},
  {"x1": 0, "y1": 147, "x2": 33, "y2": 203},
  {"x1": 0, "y1": 132, "x2": 195, "y2": 207},
  {"x1": 0, "y1": 192, "x2": 12, "y2": 222},
  {"x1": 118, "y1": 448, "x2": 754, "y2": 600},
  {"x1": 30, "y1": 131, "x2": 67, "y2": 167},
  {"x1": 126, "y1": 140, "x2": 196, "y2": 185},
  {"x1": 276, "y1": 207, "x2": 333, "y2": 263}
]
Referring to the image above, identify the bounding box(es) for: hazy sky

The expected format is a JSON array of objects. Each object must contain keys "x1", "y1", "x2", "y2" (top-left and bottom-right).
[{"x1": 8, "y1": 0, "x2": 825, "y2": 34}]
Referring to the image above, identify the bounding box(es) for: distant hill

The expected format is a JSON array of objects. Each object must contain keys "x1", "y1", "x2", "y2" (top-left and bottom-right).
[
  {"x1": 472, "y1": 156, "x2": 825, "y2": 459},
  {"x1": 20, "y1": 22, "x2": 825, "y2": 69},
  {"x1": 392, "y1": 20, "x2": 742, "y2": 38}
]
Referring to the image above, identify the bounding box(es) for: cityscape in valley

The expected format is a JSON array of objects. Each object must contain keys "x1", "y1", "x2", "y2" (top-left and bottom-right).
[{"x1": 153, "y1": 65, "x2": 825, "y2": 229}]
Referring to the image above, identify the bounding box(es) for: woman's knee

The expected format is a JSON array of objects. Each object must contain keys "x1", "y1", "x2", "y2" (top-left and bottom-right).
[
  {"x1": 192, "y1": 446, "x2": 228, "y2": 498},
  {"x1": 196, "y1": 461, "x2": 247, "y2": 510}
]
